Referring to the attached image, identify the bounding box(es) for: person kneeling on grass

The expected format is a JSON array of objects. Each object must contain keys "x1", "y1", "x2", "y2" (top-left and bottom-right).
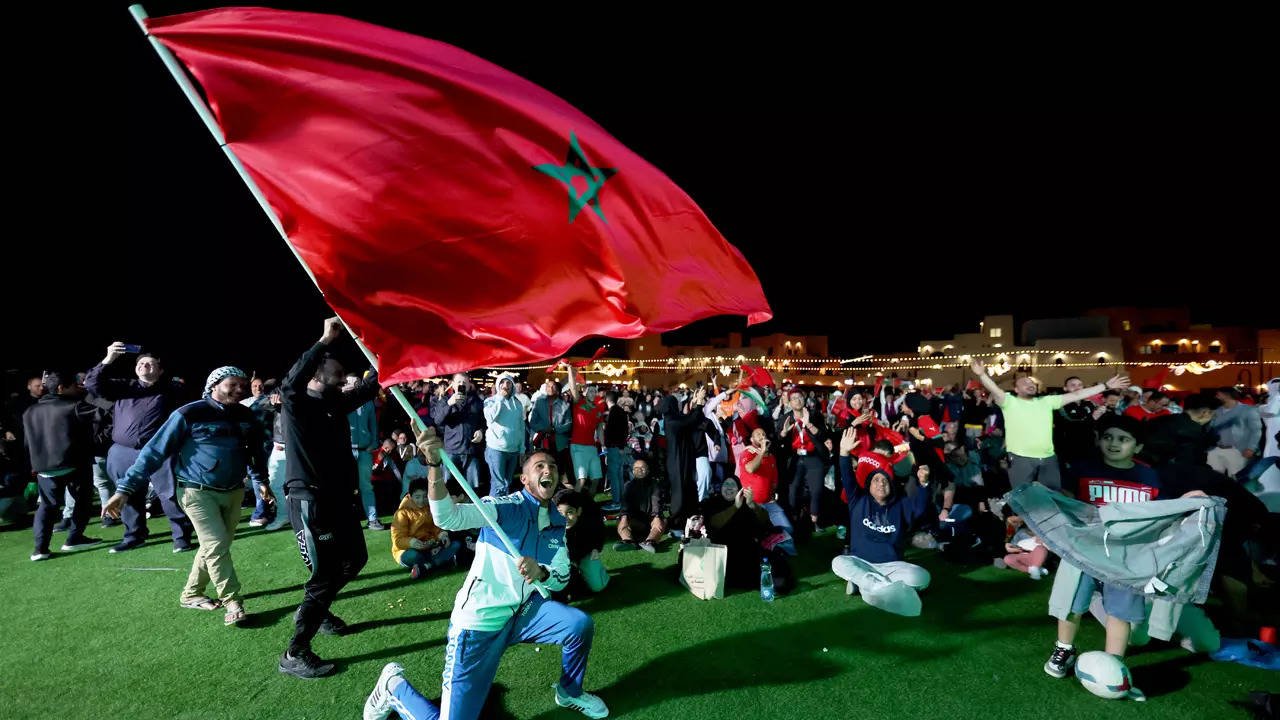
[
  {"x1": 831, "y1": 427, "x2": 933, "y2": 616},
  {"x1": 393, "y1": 478, "x2": 462, "y2": 579},
  {"x1": 554, "y1": 488, "x2": 610, "y2": 595},
  {"x1": 362, "y1": 443, "x2": 608, "y2": 720}
]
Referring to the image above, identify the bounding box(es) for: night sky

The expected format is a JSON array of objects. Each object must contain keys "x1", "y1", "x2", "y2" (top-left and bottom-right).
[{"x1": 3, "y1": 4, "x2": 1273, "y2": 390}]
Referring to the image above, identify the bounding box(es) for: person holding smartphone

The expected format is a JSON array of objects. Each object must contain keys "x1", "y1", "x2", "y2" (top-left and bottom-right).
[{"x1": 85, "y1": 342, "x2": 194, "y2": 553}]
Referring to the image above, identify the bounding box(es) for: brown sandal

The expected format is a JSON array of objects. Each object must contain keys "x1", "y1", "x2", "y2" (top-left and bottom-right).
[
  {"x1": 181, "y1": 597, "x2": 222, "y2": 611},
  {"x1": 223, "y1": 601, "x2": 246, "y2": 626}
]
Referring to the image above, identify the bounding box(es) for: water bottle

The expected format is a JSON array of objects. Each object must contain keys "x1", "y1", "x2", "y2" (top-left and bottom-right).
[
  {"x1": 836, "y1": 524, "x2": 847, "y2": 540},
  {"x1": 760, "y1": 558, "x2": 775, "y2": 602}
]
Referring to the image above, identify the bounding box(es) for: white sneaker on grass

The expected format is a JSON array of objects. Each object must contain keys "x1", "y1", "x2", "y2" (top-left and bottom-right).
[
  {"x1": 363, "y1": 662, "x2": 405, "y2": 720},
  {"x1": 30, "y1": 552, "x2": 51, "y2": 562},
  {"x1": 554, "y1": 684, "x2": 609, "y2": 718}
]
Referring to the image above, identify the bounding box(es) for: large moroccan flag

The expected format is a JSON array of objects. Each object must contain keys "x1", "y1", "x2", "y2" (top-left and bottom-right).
[{"x1": 144, "y1": 8, "x2": 772, "y2": 385}]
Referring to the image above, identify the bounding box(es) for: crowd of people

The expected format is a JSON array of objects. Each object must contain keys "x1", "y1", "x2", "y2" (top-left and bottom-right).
[{"x1": 2, "y1": 330, "x2": 1277, "y2": 714}]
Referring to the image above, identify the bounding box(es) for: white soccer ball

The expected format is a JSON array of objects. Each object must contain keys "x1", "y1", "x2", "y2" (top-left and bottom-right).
[{"x1": 1074, "y1": 651, "x2": 1133, "y2": 700}]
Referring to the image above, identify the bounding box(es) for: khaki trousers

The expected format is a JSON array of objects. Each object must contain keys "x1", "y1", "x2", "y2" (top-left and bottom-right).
[{"x1": 179, "y1": 486, "x2": 245, "y2": 604}]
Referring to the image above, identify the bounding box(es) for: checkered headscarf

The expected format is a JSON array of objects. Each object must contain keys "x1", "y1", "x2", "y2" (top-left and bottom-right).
[{"x1": 203, "y1": 365, "x2": 248, "y2": 398}]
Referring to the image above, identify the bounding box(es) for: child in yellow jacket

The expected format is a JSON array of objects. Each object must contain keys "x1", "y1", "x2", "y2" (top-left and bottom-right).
[{"x1": 392, "y1": 479, "x2": 462, "y2": 579}]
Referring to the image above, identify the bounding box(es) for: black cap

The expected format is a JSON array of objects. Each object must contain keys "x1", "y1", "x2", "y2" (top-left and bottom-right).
[{"x1": 1097, "y1": 413, "x2": 1147, "y2": 444}]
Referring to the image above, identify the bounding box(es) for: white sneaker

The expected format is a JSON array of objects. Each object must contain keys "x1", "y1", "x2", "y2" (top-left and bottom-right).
[
  {"x1": 554, "y1": 684, "x2": 609, "y2": 718},
  {"x1": 363, "y1": 662, "x2": 404, "y2": 720},
  {"x1": 30, "y1": 552, "x2": 51, "y2": 562}
]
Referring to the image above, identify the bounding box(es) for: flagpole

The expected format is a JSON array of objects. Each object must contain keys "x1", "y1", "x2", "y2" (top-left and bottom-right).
[{"x1": 128, "y1": 4, "x2": 549, "y2": 597}]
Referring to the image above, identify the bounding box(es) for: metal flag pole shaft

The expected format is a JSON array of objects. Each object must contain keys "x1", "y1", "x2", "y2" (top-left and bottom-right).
[{"x1": 128, "y1": 4, "x2": 549, "y2": 597}]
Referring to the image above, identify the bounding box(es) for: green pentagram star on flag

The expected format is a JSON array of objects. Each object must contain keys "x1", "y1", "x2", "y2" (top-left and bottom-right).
[{"x1": 534, "y1": 132, "x2": 617, "y2": 224}]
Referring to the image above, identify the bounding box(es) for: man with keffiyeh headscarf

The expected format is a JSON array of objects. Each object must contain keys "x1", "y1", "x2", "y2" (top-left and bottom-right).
[{"x1": 103, "y1": 363, "x2": 271, "y2": 627}]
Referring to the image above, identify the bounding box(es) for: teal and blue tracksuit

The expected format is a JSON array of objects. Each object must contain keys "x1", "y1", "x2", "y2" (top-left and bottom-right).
[{"x1": 390, "y1": 489, "x2": 594, "y2": 720}]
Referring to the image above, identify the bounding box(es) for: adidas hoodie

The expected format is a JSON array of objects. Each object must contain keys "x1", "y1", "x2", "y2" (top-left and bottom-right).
[{"x1": 838, "y1": 455, "x2": 931, "y2": 564}]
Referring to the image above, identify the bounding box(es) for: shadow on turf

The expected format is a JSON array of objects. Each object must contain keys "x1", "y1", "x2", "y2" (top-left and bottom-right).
[
  {"x1": 566, "y1": 563, "x2": 687, "y2": 613},
  {"x1": 330, "y1": 631, "x2": 450, "y2": 668},
  {"x1": 1130, "y1": 652, "x2": 1208, "y2": 699},
  {"x1": 237, "y1": 571, "x2": 462, "y2": 629},
  {"x1": 240, "y1": 567, "x2": 407, "y2": 601},
  {"x1": 517, "y1": 609, "x2": 942, "y2": 720}
]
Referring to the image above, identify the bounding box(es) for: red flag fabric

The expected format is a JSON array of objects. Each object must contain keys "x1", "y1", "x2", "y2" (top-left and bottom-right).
[
  {"x1": 739, "y1": 365, "x2": 776, "y2": 390},
  {"x1": 1142, "y1": 366, "x2": 1172, "y2": 390},
  {"x1": 552, "y1": 347, "x2": 608, "y2": 372},
  {"x1": 831, "y1": 394, "x2": 850, "y2": 426},
  {"x1": 145, "y1": 8, "x2": 772, "y2": 385}
]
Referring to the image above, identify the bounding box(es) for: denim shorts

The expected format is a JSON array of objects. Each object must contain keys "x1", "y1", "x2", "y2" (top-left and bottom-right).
[
  {"x1": 569, "y1": 443, "x2": 603, "y2": 481},
  {"x1": 1071, "y1": 573, "x2": 1148, "y2": 624}
]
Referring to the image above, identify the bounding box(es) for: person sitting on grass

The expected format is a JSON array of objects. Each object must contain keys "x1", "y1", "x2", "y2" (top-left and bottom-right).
[
  {"x1": 392, "y1": 478, "x2": 461, "y2": 580},
  {"x1": 614, "y1": 458, "x2": 666, "y2": 553},
  {"x1": 736, "y1": 426, "x2": 794, "y2": 540},
  {"x1": 1043, "y1": 414, "x2": 1209, "y2": 697},
  {"x1": 554, "y1": 488, "x2": 609, "y2": 595},
  {"x1": 832, "y1": 426, "x2": 934, "y2": 615},
  {"x1": 697, "y1": 476, "x2": 777, "y2": 591},
  {"x1": 995, "y1": 508, "x2": 1049, "y2": 579}
]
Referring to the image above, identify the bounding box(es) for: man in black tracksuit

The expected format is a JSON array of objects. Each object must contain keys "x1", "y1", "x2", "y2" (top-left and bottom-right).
[
  {"x1": 277, "y1": 318, "x2": 381, "y2": 679},
  {"x1": 23, "y1": 370, "x2": 104, "y2": 560}
]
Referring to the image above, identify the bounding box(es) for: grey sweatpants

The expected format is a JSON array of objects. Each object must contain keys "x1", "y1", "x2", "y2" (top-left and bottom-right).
[{"x1": 1008, "y1": 454, "x2": 1062, "y2": 491}]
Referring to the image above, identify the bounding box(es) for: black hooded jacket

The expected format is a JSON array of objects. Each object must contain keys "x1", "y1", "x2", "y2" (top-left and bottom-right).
[{"x1": 22, "y1": 394, "x2": 101, "y2": 474}]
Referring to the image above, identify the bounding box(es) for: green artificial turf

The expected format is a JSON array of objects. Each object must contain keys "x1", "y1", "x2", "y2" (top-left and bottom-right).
[{"x1": 0, "y1": 508, "x2": 1272, "y2": 720}]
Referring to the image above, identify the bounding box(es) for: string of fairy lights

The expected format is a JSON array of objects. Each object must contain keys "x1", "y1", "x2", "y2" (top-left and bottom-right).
[{"x1": 465, "y1": 352, "x2": 1277, "y2": 385}]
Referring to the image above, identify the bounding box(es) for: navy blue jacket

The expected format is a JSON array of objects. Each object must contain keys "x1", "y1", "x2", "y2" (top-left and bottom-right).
[
  {"x1": 839, "y1": 455, "x2": 931, "y2": 564},
  {"x1": 430, "y1": 390, "x2": 487, "y2": 455},
  {"x1": 84, "y1": 363, "x2": 187, "y2": 449}
]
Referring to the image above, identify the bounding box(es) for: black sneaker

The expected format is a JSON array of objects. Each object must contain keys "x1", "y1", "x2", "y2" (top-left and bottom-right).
[
  {"x1": 612, "y1": 541, "x2": 638, "y2": 552},
  {"x1": 61, "y1": 536, "x2": 102, "y2": 551},
  {"x1": 278, "y1": 650, "x2": 335, "y2": 679},
  {"x1": 52, "y1": 519, "x2": 72, "y2": 533},
  {"x1": 319, "y1": 615, "x2": 350, "y2": 636},
  {"x1": 100, "y1": 517, "x2": 122, "y2": 528},
  {"x1": 367, "y1": 519, "x2": 389, "y2": 531},
  {"x1": 109, "y1": 540, "x2": 146, "y2": 554},
  {"x1": 1044, "y1": 644, "x2": 1078, "y2": 678}
]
